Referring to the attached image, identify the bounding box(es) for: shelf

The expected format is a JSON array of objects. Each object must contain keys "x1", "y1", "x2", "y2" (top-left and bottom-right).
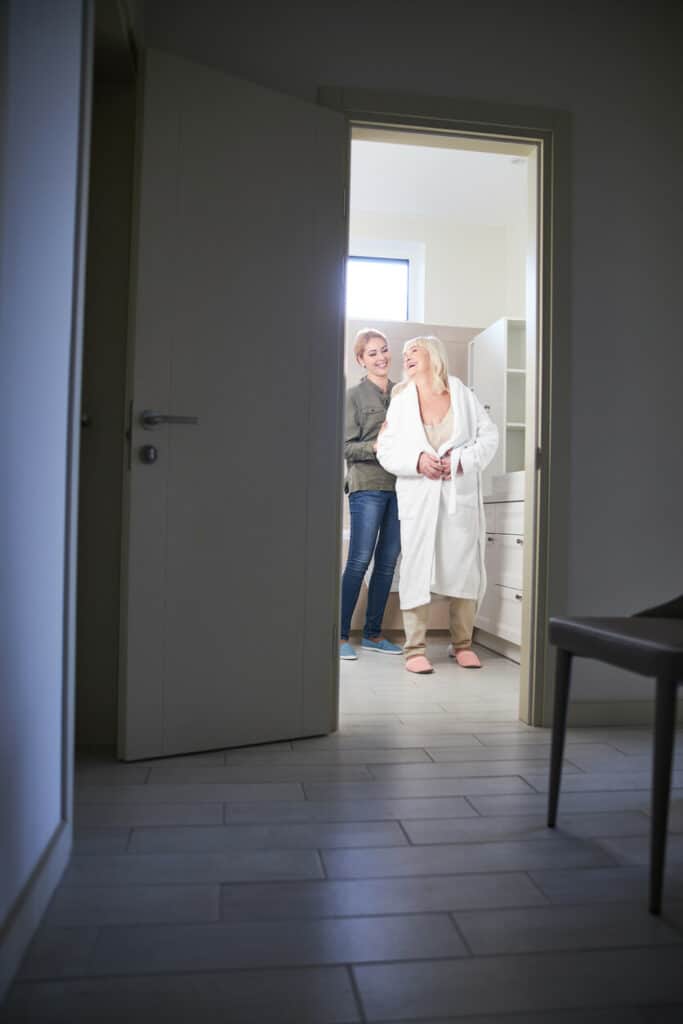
[
  {"x1": 506, "y1": 422, "x2": 525, "y2": 430},
  {"x1": 505, "y1": 372, "x2": 525, "y2": 423},
  {"x1": 505, "y1": 368, "x2": 526, "y2": 374}
]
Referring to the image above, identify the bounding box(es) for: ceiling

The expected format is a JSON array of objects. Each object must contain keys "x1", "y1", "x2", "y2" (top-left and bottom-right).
[{"x1": 350, "y1": 136, "x2": 528, "y2": 227}]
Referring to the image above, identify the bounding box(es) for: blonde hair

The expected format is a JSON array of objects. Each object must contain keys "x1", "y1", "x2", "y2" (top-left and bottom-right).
[
  {"x1": 353, "y1": 327, "x2": 388, "y2": 364},
  {"x1": 393, "y1": 335, "x2": 450, "y2": 396}
]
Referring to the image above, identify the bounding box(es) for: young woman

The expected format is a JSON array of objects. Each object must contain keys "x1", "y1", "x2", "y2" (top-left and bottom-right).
[
  {"x1": 340, "y1": 329, "x2": 403, "y2": 660},
  {"x1": 377, "y1": 335, "x2": 498, "y2": 673}
]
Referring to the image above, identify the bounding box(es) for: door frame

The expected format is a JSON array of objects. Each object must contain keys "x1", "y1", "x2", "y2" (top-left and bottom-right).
[{"x1": 320, "y1": 86, "x2": 570, "y2": 726}]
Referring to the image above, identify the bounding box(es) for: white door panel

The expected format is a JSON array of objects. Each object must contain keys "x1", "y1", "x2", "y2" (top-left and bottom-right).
[{"x1": 119, "y1": 50, "x2": 348, "y2": 759}]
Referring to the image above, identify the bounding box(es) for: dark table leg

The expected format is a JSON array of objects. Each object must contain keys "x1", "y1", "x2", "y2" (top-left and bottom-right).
[
  {"x1": 547, "y1": 648, "x2": 572, "y2": 828},
  {"x1": 650, "y1": 677, "x2": 678, "y2": 914}
]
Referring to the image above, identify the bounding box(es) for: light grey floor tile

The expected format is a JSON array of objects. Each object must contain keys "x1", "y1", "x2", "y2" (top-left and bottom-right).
[
  {"x1": 72, "y1": 828, "x2": 131, "y2": 854},
  {"x1": 640, "y1": 1006, "x2": 683, "y2": 1023},
  {"x1": 74, "y1": 765, "x2": 150, "y2": 786},
  {"x1": 564, "y1": 751, "x2": 683, "y2": 773},
  {"x1": 88, "y1": 914, "x2": 466, "y2": 975},
  {"x1": 292, "y1": 733, "x2": 485, "y2": 749},
  {"x1": 375, "y1": 1008, "x2": 651, "y2": 1024},
  {"x1": 218, "y1": 740, "x2": 294, "y2": 756},
  {"x1": 472, "y1": 732, "x2": 554, "y2": 747},
  {"x1": 523, "y1": 771, "x2": 683, "y2": 793},
  {"x1": 342, "y1": 701, "x2": 448, "y2": 714},
  {"x1": 224, "y1": 796, "x2": 478, "y2": 823},
  {"x1": 223, "y1": 747, "x2": 433, "y2": 765},
  {"x1": 403, "y1": 811, "x2": 651, "y2": 845},
  {"x1": 660, "y1": 900, "x2": 683, "y2": 936},
  {"x1": 128, "y1": 821, "x2": 408, "y2": 852},
  {"x1": 146, "y1": 763, "x2": 373, "y2": 783},
  {"x1": 397, "y1": 719, "x2": 536, "y2": 733},
  {"x1": 369, "y1": 759, "x2": 579, "y2": 780},
  {"x1": 322, "y1": 837, "x2": 613, "y2": 879},
  {"x1": 131, "y1": 750, "x2": 228, "y2": 766},
  {"x1": 220, "y1": 872, "x2": 546, "y2": 921},
  {"x1": 63, "y1": 849, "x2": 324, "y2": 885},
  {"x1": 567, "y1": 729, "x2": 655, "y2": 745},
  {"x1": 303, "y1": 777, "x2": 534, "y2": 801},
  {"x1": 529, "y1": 864, "x2": 683, "y2": 905},
  {"x1": 425, "y1": 743, "x2": 562, "y2": 762},
  {"x1": 340, "y1": 712, "x2": 407, "y2": 720},
  {"x1": 76, "y1": 782, "x2": 304, "y2": 803},
  {"x1": 75, "y1": 802, "x2": 223, "y2": 827},
  {"x1": 2, "y1": 967, "x2": 360, "y2": 1022},
  {"x1": 646, "y1": 798, "x2": 683, "y2": 829},
  {"x1": 607, "y1": 731, "x2": 681, "y2": 755},
  {"x1": 453, "y1": 902, "x2": 683, "y2": 954},
  {"x1": 18, "y1": 925, "x2": 100, "y2": 979},
  {"x1": 435, "y1": 707, "x2": 523, "y2": 719},
  {"x1": 596, "y1": 834, "x2": 683, "y2": 865},
  {"x1": 353, "y1": 947, "x2": 683, "y2": 1020},
  {"x1": 468, "y1": 790, "x2": 654, "y2": 816},
  {"x1": 44, "y1": 883, "x2": 219, "y2": 925}
]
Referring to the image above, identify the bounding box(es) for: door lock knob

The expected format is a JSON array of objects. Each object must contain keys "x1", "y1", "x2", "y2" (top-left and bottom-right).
[{"x1": 139, "y1": 444, "x2": 159, "y2": 464}]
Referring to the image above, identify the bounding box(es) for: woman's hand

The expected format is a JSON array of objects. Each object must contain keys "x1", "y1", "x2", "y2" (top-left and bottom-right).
[
  {"x1": 438, "y1": 449, "x2": 463, "y2": 481},
  {"x1": 417, "y1": 452, "x2": 443, "y2": 480}
]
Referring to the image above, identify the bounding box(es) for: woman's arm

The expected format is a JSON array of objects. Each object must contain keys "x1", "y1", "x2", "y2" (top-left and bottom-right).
[
  {"x1": 376, "y1": 398, "x2": 424, "y2": 478},
  {"x1": 450, "y1": 393, "x2": 499, "y2": 476},
  {"x1": 344, "y1": 390, "x2": 378, "y2": 463}
]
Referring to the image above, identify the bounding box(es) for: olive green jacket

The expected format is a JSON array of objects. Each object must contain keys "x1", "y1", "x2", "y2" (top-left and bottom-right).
[{"x1": 344, "y1": 377, "x2": 396, "y2": 493}]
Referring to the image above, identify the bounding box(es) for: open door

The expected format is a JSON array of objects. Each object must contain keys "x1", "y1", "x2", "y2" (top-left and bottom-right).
[{"x1": 119, "y1": 50, "x2": 348, "y2": 760}]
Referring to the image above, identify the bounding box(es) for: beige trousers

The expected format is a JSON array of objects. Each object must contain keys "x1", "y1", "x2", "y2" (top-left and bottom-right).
[{"x1": 403, "y1": 598, "x2": 477, "y2": 659}]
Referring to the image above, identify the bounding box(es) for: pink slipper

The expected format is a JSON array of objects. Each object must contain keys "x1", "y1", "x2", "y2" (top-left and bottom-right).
[
  {"x1": 452, "y1": 648, "x2": 481, "y2": 668},
  {"x1": 406, "y1": 655, "x2": 434, "y2": 674}
]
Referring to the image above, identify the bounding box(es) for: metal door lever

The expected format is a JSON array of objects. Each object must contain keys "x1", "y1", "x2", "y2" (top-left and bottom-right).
[{"x1": 141, "y1": 410, "x2": 199, "y2": 428}]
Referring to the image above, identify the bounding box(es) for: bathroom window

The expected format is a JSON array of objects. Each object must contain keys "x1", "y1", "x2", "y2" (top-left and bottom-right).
[{"x1": 346, "y1": 256, "x2": 409, "y2": 321}]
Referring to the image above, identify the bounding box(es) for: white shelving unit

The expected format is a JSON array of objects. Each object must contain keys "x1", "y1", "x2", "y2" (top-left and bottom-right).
[
  {"x1": 468, "y1": 320, "x2": 527, "y2": 656},
  {"x1": 468, "y1": 317, "x2": 526, "y2": 496}
]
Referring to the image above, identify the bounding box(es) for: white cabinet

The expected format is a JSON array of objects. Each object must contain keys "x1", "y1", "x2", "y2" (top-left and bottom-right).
[
  {"x1": 468, "y1": 317, "x2": 526, "y2": 496},
  {"x1": 476, "y1": 497, "x2": 524, "y2": 652}
]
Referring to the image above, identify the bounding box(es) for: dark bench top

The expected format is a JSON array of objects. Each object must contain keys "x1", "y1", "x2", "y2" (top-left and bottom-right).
[{"x1": 549, "y1": 617, "x2": 683, "y2": 678}]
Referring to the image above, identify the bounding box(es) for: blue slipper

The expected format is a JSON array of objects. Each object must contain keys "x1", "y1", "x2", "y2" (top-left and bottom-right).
[
  {"x1": 361, "y1": 637, "x2": 403, "y2": 655},
  {"x1": 339, "y1": 642, "x2": 358, "y2": 661}
]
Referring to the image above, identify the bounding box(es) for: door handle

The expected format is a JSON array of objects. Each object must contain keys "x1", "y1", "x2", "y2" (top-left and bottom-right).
[{"x1": 141, "y1": 410, "x2": 199, "y2": 429}]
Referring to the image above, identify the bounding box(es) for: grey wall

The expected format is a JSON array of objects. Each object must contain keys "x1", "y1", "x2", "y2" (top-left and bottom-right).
[
  {"x1": 0, "y1": 0, "x2": 88, "y2": 983},
  {"x1": 143, "y1": 0, "x2": 683, "y2": 703},
  {"x1": 76, "y1": 74, "x2": 135, "y2": 747}
]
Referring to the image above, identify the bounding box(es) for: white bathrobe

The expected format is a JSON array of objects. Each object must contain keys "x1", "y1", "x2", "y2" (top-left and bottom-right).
[{"x1": 377, "y1": 376, "x2": 499, "y2": 611}]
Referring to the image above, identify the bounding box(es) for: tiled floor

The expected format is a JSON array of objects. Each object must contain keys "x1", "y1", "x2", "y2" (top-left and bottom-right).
[{"x1": 4, "y1": 642, "x2": 683, "y2": 1022}]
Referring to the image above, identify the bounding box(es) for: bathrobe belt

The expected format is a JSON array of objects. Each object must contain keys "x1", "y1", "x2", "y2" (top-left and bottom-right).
[{"x1": 435, "y1": 437, "x2": 468, "y2": 516}]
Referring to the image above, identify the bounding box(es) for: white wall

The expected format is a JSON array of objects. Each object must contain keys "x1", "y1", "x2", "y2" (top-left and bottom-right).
[
  {"x1": 350, "y1": 209, "x2": 521, "y2": 327},
  {"x1": 143, "y1": 0, "x2": 683, "y2": 707},
  {"x1": 0, "y1": 0, "x2": 89, "y2": 997}
]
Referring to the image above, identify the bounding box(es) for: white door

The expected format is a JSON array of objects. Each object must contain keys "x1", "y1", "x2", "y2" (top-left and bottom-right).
[{"x1": 119, "y1": 50, "x2": 348, "y2": 760}]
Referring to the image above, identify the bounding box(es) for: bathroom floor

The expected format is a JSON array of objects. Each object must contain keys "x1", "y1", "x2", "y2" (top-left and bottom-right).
[{"x1": 4, "y1": 643, "x2": 683, "y2": 1022}]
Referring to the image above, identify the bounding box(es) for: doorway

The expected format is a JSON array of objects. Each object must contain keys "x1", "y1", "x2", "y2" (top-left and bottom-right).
[
  {"x1": 76, "y1": 55, "x2": 559, "y2": 761},
  {"x1": 340, "y1": 124, "x2": 541, "y2": 723}
]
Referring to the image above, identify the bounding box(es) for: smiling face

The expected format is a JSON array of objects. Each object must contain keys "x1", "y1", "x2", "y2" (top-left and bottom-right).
[
  {"x1": 403, "y1": 342, "x2": 430, "y2": 378},
  {"x1": 359, "y1": 334, "x2": 390, "y2": 378}
]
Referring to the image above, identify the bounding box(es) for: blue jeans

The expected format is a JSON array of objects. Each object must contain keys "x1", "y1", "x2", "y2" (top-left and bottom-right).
[{"x1": 340, "y1": 490, "x2": 401, "y2": 641}]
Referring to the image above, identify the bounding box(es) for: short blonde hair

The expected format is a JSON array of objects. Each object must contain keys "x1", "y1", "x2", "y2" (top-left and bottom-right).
[
  {"x1": 393, "y1": 335, "x2": 450, "y2": 396},
  {"x1": 353, "y1": 328, "x2": 388, "y2": 364}
]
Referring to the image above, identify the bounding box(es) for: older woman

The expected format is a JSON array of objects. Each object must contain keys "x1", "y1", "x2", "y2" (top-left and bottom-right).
[
  {"x1": 340, "y1": 328, "x2": 403, "y2": 661},
  {"x1": 377, "y1": 336, "x2": 498, "y2": 674}
]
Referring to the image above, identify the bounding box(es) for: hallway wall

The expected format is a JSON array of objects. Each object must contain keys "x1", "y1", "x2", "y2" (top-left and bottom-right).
[{"x1": 0, "y1": 0, "x2": 89, "y2": 998}]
